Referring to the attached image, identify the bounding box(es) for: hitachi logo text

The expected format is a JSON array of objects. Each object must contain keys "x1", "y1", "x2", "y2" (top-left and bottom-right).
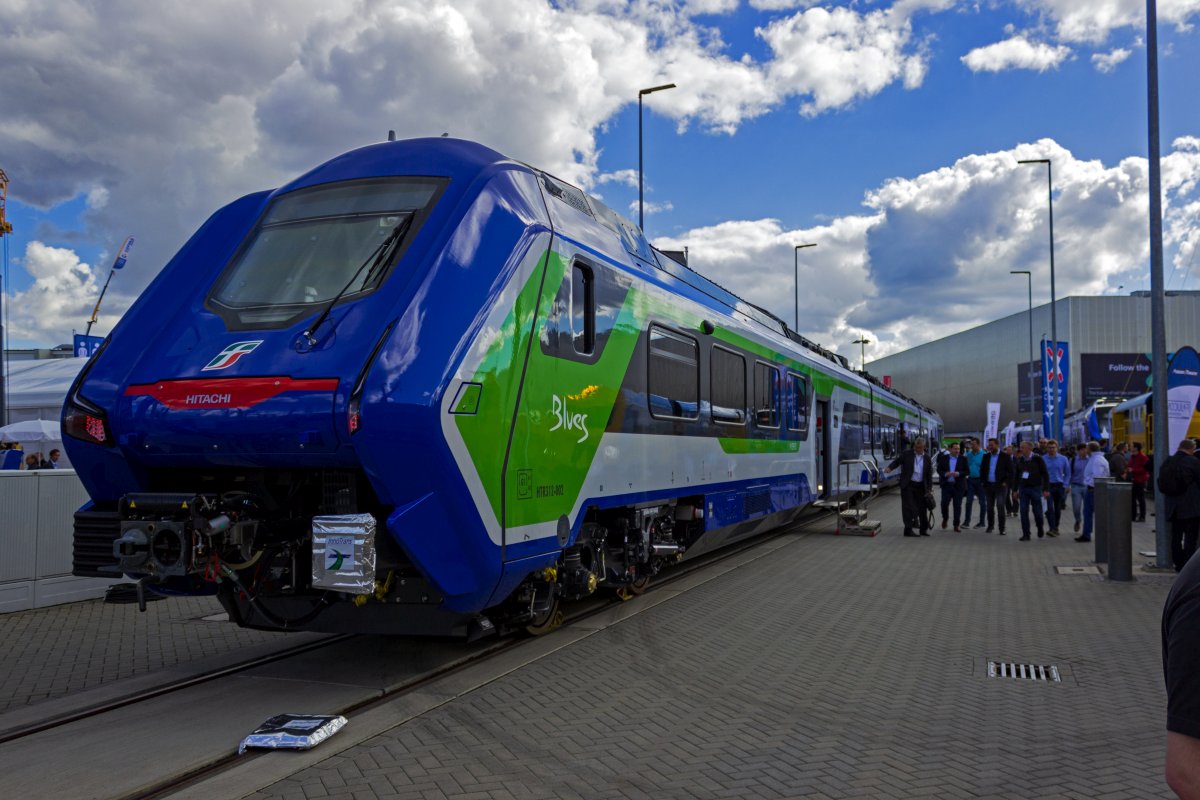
[{"x1": 186, "y1": 393, "x2": 232, "y2": 405}]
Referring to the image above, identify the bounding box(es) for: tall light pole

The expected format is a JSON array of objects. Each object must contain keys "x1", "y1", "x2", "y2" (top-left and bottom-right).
[
  {"x1": 852, "y1": 335, "x2": 871, "y2": 372},
  {"x1": 1012, "y1": 270, "x2": 1036, "y2": 442},
  {"x1": 1146, "y1": 0, "x2": 1170, "y2": 568},
  {"x1": 638, "y1": 83, "x2": 676, "y2": 232},
  {"x1": 794, "y1": 243, "x2": 816, "y2": 330},
  {"x1": 1018, "y1": 158, "x2": 1060, "y2": 442}
]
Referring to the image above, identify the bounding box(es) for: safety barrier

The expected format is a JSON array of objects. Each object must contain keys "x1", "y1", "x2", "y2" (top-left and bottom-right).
[{"x1": 0, "y1": 470, "x2": 116, "y2": 613}]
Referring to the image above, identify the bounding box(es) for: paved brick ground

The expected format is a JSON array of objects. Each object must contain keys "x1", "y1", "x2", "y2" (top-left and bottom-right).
[
  {"x1": 0, "y1": 594, "x2": 301, "y2": 713},
  {"x1": 247, "y1": 493, "x2": 1177, "y2": 800}
]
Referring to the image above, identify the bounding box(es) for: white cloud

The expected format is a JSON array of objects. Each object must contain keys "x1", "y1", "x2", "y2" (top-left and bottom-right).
[
  {"x1": 5, "y1": 242, "x2": 119, "y2": 343},
  {"x1": 597, "y1": 169, "x2": 640, "y2": 187},
  {"x1": 759, "y1": 4, "x2": 933, "y2": 116},
  {"x1": 1092, "y1": 47, "x2": 1132, "y2": 72},
  {"x1": 653, "y1": 138, "x2": 1200, "y2": 360},
  {"x1": 961, "y1": 37, "x2": 1072, "y2": 73},
  {"x1": 749, "y1": 0, "x2": 818, "y2": 10},
  {"x1": 632, "y1": 200, "x2": 675, "y2": 215},
  {"x1": 85, "y1": 186, "x2": 109, "y2": 210},
  {"x1": 1016, "y1": 0, "x2": 1200, "y2": 44}
]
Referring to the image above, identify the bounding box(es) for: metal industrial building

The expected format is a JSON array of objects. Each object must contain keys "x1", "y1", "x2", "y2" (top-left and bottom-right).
[{"x1": 867, "y1": 292, "x2": 1200, "y2": 435}]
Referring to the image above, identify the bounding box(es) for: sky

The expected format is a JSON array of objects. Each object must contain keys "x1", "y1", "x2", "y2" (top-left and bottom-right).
[{"x1": 2, "y1": 0, "x2": 1199, "y2": 365}]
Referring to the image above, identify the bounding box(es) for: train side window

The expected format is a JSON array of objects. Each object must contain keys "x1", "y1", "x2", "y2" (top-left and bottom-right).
[
  {"x1": 648, "y1": 325, "x2": 699, "y2": 420},
  {"x1": 711, "y1": 346, "x2": 746, "y2": 425},
  {"x1": 786, "y1": 372, "x2": 809, "y2": 434},
  {"x1": 570, "y1": 264, "x2": 595, "y2": 355},
  {"x1": 754, "y1": 362, "x2": 780, "y2": 429}
]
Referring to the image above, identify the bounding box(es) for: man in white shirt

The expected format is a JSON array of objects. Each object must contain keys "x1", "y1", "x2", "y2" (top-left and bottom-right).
[{"x1": 1077, "y1": 440, "x2": 1111, "y2": 543}]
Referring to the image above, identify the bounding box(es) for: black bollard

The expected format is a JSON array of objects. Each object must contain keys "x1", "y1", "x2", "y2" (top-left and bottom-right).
[
  {"x1": 1094, "y1": 478, "x2": 1113, "y2": 564},
  {"x1": 1107, "y1": 482, "x2": 1134, "y2": 581}
]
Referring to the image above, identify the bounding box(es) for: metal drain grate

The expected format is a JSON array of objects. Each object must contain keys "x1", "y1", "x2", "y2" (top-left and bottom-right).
[
  {"x1": 988, "y1": 662, "x2": 1061, "y2": 682},
  {"x1": 1056, "y1": 565, "x2": 1101, "y2": 575}
]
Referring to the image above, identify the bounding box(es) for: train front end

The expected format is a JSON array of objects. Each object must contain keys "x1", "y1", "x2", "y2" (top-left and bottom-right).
[{"x1": 65, "y1": 139, "x2": 548, "y2": 637}]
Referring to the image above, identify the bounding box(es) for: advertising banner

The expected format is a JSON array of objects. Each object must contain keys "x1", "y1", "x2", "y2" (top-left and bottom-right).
[
  {"x1": 1079, "y1": 353, "x2": 1152, "y2": 403},
  {"x1": 1041, "y1": 339, "x2": 1069, "y2": 438},
  {"x1": 984, "y1": 402, "x2": 1000, "y2": 443},
  {"x1": 1003, "y1": 421, "x2": 1016, "y2": 447},
  {"x1": 1167, "y1": 346, "x2": 1200, "y2": 452},
  {"x1": 1017, "y1": 360, "x2": 1043, "y2": 413}
]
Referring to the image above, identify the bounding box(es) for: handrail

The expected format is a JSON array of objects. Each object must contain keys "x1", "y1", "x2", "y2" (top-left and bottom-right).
[{"x1": 836, "y1": 458, "x2": 880, "y2": 506}]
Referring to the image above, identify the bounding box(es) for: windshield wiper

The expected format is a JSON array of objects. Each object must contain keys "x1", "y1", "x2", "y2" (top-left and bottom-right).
[{"x1": 303, "y1": 213, "x2": 414, "y2": 346}]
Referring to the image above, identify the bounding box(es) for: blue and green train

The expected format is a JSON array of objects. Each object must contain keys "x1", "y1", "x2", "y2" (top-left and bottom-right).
[{"x1": 65, "y1": 137, "x2": 941, "y2": 636}]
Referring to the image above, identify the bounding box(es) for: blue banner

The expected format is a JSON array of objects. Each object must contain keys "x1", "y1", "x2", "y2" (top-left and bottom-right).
[
  {"x1": 1041, "y1": 339, "x2": 1069, "y2": 439},
  {"x1": 73, "y1": 334, "x2": 105, "y2": 358}
]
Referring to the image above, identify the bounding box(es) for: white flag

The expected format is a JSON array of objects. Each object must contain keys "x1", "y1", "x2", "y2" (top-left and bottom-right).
[{"x1": 985, "y1": 403, "x2": 1001, "y2": 443}]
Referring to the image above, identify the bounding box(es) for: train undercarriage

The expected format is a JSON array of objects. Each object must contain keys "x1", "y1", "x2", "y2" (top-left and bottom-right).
[{"x1": 77, "y1": 468, "x2": 705, "y2": 638}]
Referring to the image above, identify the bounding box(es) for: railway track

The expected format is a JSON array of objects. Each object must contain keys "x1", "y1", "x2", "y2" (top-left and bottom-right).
[{"x1": 0, "y1": 506, "x2": 847, "y2": 800}]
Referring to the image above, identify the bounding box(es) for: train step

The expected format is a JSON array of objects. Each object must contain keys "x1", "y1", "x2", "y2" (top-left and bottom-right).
[
  {"x1": 813, "y1": 499, "x2": 848, "y2": 510},
  {"x1": 839, "y1": 508, "x2": 869, "y2": 521},
  {"x1": 839, "y1": 519, "x2": 882, "y2": 537}
]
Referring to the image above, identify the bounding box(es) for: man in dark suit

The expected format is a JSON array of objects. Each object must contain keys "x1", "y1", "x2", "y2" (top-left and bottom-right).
[
  {"x1": 979, "y1": 438, "x2": 1014, "y2": 534},
  {"x1": 937, "y1": 441, "x2": 967, "y2": 531},
  {"x1": 888, "y1": 436, "x2": 934, "y2": 537},
  {"x1": 1162, "y1": 439, "x2": 1200, "y2": 571}
]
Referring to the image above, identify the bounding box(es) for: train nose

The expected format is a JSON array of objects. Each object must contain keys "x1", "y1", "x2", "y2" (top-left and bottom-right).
[{"x1": 118, "y1": 376, "x2": 342, "y2": 459}]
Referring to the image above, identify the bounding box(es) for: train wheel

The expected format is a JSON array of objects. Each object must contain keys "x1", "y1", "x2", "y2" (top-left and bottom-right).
[
  {"x1": 628, "y1": 575, "x2": 650, "y2": 595},
  {"x1": 524, "y1": 594, "x2": 564, "y2": 636}
]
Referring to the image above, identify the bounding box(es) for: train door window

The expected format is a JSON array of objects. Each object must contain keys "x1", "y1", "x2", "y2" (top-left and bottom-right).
[
  {"x1": 570, "y1": 263, "x2": 595, "y2": 355},
  {"x1": 648, "y1": 325, "x2": 699, "y2": 420},
  {"x1": 754, "y1": 362, "x2": 780, "y2": 429},
  {"x1": 710, "y1": 346, "x2": 746, "y2": 425},
  {"x1": 785, "y1": 372, "x2": 809, "y2": 435}
]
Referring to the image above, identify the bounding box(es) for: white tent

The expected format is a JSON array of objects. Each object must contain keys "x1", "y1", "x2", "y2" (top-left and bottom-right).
[
  {"x1": 3, "y1": 359, "x2": 86, "y2": 468},
  {"x1": 5, "y1": 359, "x2": 86, "y2": 423}
]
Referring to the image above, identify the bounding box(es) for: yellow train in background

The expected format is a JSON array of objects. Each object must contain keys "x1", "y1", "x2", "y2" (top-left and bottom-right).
[{"x1": 1112, "y1": 392, "x2": 1200, "y2": 456}]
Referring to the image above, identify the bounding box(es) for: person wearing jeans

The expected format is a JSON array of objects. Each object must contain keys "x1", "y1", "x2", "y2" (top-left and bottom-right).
[
  {"x1": 963, "y1": 438, "x2": 987, "y2": 528},
  {"x1": 1069, "y1": 443, "x2": 1089, "y2": 533},
  {"x1": 1013, "y1": 441, "x2": 1050, "y2": 540},
  {"x1": 1078, "y1": 441, "x2": 1111, "y2": 543},
  {"x1": 1042, "y1": 440, "x2": 1071, "y2": 537}
]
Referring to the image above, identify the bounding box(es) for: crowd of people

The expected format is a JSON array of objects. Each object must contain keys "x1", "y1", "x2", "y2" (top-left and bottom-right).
[
  {"x1": 885, "y1": 434, "x2": 1200, "y2": 571},
  {"x1": 0, "y1": 442, "x2": 62, "y2": 470}
]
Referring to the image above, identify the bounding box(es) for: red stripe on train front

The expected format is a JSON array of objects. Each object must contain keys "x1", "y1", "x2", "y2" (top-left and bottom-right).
[{"x1": 124, "y1": 377, "x2": 339, "y2": 409}]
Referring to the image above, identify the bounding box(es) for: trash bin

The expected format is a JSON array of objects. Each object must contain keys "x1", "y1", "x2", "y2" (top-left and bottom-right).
[
  {"x1": 1106, "y1": 481, "x2": 1134, "y2": 581},
  {"x1": 1093, "y1": 477, "x2": 1113, "y2": 564}
]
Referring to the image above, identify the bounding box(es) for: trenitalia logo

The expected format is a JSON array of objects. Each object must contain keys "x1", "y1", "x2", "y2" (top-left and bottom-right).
[{"x1": 202, "y1": 341, "x2": 263, "y2": 371}]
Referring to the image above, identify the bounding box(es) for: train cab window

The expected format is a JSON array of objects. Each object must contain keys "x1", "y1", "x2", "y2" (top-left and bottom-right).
[
  {"x1": 785, "y1": 372, "x2": 809, "y2": 435},
  {"x1": 753, "y1": 362, "x2": 780, "y2": 429},
  {"x1": 570, "y1": 264, "x2": 595, "y2": 355},
  {"x1": 711, "y1": 346, "x2": 746, "y2": 425},
  {"x1": 207, "y1": 177, "x2": 444, "y2": 329},
  {"x1": 648, "y1": 325, "x2": 699, "y2": 420}
]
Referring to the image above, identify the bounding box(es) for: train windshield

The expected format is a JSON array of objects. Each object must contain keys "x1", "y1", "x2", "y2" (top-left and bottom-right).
[{"x1": 208, "y1": 178, "x2": 443, "y2": 327}]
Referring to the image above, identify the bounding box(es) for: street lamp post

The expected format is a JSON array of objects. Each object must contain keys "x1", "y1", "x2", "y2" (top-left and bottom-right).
[
  {"x1": 1018, "y1": 158, "x2": 1059, "y2": 442},
  {"x1": 1012, "y1": 270, "x2": 1036, "y2": 442},
  {"x1": 638, "y1": 83, "x2": 676, "y2": 232},
  {"x1": 794, "y1": 243, "x2": 816, "y2": 330},
  {"x1": 852, "y1": 335, "x2": 871, "y2": 372}
]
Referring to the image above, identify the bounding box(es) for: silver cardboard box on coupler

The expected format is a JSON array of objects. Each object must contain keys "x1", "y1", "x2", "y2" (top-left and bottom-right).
[{"x1": 311, "y1": 513, "x2": 377, "y2": 594}]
